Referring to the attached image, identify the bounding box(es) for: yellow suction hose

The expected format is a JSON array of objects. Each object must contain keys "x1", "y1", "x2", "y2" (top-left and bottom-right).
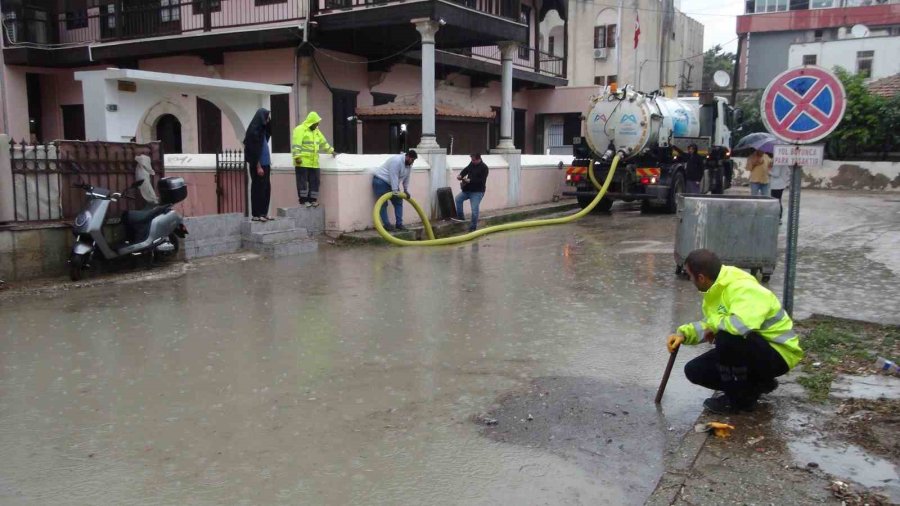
[{"x1": 373, "y1": 154, "x2": 622, "y2": 246}]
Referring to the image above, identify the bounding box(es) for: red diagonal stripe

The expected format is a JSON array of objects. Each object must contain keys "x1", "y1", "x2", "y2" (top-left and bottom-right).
[{"x1": 777, "y1": 79, "x2": 829, "y2": 130}]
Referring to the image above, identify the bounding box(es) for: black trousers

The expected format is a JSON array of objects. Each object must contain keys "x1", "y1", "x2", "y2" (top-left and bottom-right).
[
  {"x1": 684, "y1": 330, "x2": 789, "y2": 407},
  {"x1": 249, "y1": 164, "x2": 271, "y2": 217},
  {"x1": 295, "y1": 166, "x2": 321, "y2": 203},
  {"x1": 771, "y1": 188, "x2": 784, "y2": 219}
]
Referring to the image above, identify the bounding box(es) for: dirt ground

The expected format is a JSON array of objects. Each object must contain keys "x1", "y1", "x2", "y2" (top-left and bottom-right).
[{"x1": 647, "y1": 316, "x2": 900, "y2": 506}]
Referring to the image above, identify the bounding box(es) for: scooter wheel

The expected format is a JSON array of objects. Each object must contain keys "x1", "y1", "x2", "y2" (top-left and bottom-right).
[{"x1": 69, "y1": 253, "x2": 86, "y2": 282}]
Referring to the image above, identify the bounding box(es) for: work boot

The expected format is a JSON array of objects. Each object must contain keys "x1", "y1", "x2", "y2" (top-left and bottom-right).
[
  {"x1": 384, "y1": 224, "x2": 396, "y2": 232},
  {"x1": 395, "y1": 225, "x2": 407, "y2": 231},
  {"x1": 703, "y1": 394, "x2": 756, "y2": 415},
  {"x1": 305, "y1": 201, "x2": 313, "y2": 208},
  {"x1": 757, "y1": 378, "x2": 779, "y2": 395}
]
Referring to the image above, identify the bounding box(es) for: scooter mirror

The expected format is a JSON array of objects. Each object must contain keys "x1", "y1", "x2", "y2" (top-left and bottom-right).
[{"x1": 131, "y1": 179, "x2": 144, "y2": 189}]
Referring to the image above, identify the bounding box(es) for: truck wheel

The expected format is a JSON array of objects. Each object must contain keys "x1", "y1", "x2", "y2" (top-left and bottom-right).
[
  {"x1": 576, "y1": 194, "x2": 594, "y2": 210},
  {"x1": 596, "y1": 197, "x2": 614, "y2": 213},
  {"x1": 665, "y1": 173, "x2": 685, "y2": 214}
]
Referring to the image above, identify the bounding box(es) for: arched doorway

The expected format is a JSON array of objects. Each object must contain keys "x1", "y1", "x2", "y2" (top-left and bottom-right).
[{"x1": 155, "y1": 114, "x2": 183, "y2": 154}]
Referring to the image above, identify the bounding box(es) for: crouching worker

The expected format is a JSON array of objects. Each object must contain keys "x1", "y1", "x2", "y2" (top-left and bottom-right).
[{"x1": 667, "y1": 249, "x2": 803, "y2": 414}]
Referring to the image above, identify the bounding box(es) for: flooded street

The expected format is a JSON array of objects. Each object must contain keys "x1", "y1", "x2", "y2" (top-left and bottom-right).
[{"x1": 1, "y1": 190, "x2": 897, "y2": 505}]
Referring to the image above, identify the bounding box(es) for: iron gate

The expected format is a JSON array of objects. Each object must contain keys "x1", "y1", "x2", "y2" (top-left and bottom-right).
[{"x1": 215, "y1": 150, "x2": 247, "y2": 216}]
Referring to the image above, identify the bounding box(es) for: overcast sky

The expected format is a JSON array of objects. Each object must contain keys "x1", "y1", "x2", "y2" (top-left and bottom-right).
[{"x1": 679, "y1": 0, "x2": 745, "y2": 53}]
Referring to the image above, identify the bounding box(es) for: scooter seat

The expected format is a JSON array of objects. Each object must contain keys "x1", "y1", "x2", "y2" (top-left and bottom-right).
[{"x1": 123, "y1": 205, "x2": 169, "y2": 226}]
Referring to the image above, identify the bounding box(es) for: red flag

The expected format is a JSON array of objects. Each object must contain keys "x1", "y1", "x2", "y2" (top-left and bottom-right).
[{"x1": 634, "y1": 13, "x2": 640, "y2": 49}]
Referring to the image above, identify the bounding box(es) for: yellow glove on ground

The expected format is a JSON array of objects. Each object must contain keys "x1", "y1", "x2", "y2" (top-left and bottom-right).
[{"x1": 667, "y1": 334, "x2": 685, "y2": 353}]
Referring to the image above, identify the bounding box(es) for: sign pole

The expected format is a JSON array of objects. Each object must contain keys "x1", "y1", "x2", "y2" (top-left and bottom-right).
[{"x1": 782, "y1": 160, "x2": 802, "y2": 316}]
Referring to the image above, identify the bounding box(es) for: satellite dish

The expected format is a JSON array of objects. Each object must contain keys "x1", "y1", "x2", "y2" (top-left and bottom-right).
[
  {"x1": 850, "y1": 24, "x2": 870, "y2": 38},
  {"x1": 713, "y1": 70, "x2": 731, "y2": 88}
]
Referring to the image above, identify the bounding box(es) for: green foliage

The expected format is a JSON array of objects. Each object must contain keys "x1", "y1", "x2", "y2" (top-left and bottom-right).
[
  {"x1": 702, "y1": 45, "x2": 735, "y2": 91},
  {"x1": 825, "y1": 67, "x2": 900, "y2": 160},
  {"x1": 735, "y1": 90, "x2": 767, "y2": 137}
]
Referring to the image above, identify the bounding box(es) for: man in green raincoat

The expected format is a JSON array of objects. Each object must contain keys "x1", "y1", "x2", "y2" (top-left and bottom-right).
[{"x1": 292, "y1": 111, "x2": 336, "y2": 207}]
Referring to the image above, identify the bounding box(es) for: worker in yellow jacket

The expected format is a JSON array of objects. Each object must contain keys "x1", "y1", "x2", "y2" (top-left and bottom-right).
[
  {"x1": 292, "y1": 111, "x2": 335, "y2": 207},
  {"x1": 667, "y1": 249, "x2": 803, "y2": 414}
]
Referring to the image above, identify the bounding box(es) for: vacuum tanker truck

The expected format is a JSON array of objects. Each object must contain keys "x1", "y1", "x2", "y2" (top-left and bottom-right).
[{"x1": 564, "y1": 85, "x2": 742, "y2": 213}]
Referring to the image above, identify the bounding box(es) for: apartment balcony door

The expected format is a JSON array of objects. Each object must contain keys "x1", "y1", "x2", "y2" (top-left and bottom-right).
[{"x1": 101, "y1": 0, "x2": 182, "y2": 40}]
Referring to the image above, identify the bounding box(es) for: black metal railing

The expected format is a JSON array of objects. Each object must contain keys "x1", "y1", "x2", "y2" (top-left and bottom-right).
[
  {"x1": 7, "y1": 140, "x2": 163, "y2": 224},
  {"x1": 2, "y1": 0, "x2": 307, "y2": 46},
  {"x1": 449, "y1": 44, "x2": 565, "y2": 78},
  {"x1": 215, "y1": 150, "x2": 247, "y2": 216},
  {"x1": 317, "y1": 0, "x2": 520, "y2": 19}
]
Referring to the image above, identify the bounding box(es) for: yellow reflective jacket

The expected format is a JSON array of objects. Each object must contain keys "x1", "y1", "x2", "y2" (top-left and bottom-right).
[
  {"x1": 291, "y1": 111, "x2": 333, "y2": 168},
  {"x1": 677, "y1": 265, "x2": 803, "y2": 369}
]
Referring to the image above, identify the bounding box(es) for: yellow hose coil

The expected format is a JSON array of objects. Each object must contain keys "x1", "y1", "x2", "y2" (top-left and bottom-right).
[{"x1": 372, "y1": 154, "x2": 621, "y2": 246}]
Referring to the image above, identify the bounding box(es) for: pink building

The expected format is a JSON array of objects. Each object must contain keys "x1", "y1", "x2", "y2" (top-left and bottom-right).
[{"x1": 0, "y1": 0, "x2": 596, "y2": 155}]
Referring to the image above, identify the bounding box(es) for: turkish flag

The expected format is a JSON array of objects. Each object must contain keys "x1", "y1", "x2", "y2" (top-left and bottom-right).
[{"x1": 634, "y1": 14, "x2": 640, "y2": 49}]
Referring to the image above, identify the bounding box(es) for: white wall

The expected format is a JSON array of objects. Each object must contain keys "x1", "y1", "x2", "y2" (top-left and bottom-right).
[{"x1": 788, "y1": 35, "x2": 900, "y2": 80}]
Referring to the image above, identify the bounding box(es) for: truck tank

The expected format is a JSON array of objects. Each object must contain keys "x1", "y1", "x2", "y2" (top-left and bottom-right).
[{"x1": 584, "y1": 87, "x2": 700, "y2": 160}]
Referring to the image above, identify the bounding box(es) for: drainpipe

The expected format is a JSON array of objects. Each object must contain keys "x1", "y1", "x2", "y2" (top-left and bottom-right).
[{"x1": 0, "y1": 24, "x2": 8, "y2": 134}]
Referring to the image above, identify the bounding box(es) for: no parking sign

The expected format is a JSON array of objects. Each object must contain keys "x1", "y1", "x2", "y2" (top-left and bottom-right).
[
  {"x1": 759, "y1": 65, "x2": 846, "y2": 316},
  {"x1": 761, "y1": 65, "x2": 846, "y2": 144}
]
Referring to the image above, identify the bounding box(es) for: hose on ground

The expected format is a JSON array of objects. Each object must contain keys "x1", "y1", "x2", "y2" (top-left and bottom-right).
[{"x1": 373, "y1": 154, "x2": 621, "y2": 246}]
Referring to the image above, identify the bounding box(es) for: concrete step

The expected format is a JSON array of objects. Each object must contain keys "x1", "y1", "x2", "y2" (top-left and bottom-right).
[
  {"x1": 251, "y1": 238, "x2": 318, "y2": 257},
  {"x1": 240, "y1": 218, "x2": 297, "y2": 235},
  {"x1": 276, "y1": 207, "x2": 325, "y2": 235},
  {"x1": 243, "y1": 228, "x2": 309, "y2": 245}
]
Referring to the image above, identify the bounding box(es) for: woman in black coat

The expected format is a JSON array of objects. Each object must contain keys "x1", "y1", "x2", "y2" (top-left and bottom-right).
[{"x1": 244, "y1": 108, "x2": 273, "y2": 221}]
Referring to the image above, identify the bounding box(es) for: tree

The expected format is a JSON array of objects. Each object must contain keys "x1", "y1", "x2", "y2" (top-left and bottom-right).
[
  {"x1": 702, "y1": 45, "x2": 735, "y2": 91},
  {"x1": 825, "y1": 67, "x2": 899, "y2": 160}
]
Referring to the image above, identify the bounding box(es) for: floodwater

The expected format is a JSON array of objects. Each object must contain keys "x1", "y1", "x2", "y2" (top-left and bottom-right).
[{"x1": 0, "y1": 190, "x2": 897, "y2": 504}]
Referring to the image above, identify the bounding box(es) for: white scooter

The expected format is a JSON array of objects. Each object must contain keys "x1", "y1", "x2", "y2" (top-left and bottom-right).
[{"x1": 69, "y1": 176, "x2": 188, "y2": 281}]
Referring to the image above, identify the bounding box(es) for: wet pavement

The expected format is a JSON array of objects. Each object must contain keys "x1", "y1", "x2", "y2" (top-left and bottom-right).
[{"x1": 0, "y1": 189, "x2": 898, "y2": 505}]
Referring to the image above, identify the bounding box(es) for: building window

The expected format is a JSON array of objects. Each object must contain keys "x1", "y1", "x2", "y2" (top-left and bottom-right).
[
  {"x1": 594, "y1": 76, "x2": 605, "y2": 85},
  {"x1": 810, "y1": 0, "x2": 833, "y2": 8},
  {"x1": 814, "y1": 29, "x2": 824, "y2": 41},
  {"x1": 160, "y1": 0, "x2": 180, "y2": 22},
  {"x1": 803, "y1": 54, "x2": 817, "y2": 65},
  {"x1": 607, "y1": 75, "x2": 617, "y2": 86},
  {"x1": 192, "y1": 0, "x2": 222, "y2": 15},
  {"x1": 519, "y1": 5, "x2": 532, "y2": 59},
  {"x1": 103, "y1": 3, "x2": 116, "y2": 30},
  {"x1": 65, "y1": 10, "x2": 88, "y2": 30},
  {"x1": 857, "y1": 50, "x2": 874, "y2": 78},
  {"x1": 594, "y1": 24, "x2": 617, "y2": 48},
  {"x1": 754, "y1": 0, "x2": 788, "y2": 12},
  {"x1": 548, "y1": 36, "x2": 555, "y2": 56}
]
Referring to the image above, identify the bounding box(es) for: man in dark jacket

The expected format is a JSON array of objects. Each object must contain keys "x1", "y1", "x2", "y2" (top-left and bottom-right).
[
  {"x1": 684, "y1": 143, "x2": 704, "y2": 194},
  {"x1": 452, "y1": 153, "x2": 489, "y2": 231}
]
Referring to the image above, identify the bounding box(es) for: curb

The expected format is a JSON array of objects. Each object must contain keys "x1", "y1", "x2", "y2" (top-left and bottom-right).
[
  {"x1": 644, "y1": 427, "x2": 710, "y2": 505},
  {"x1": 338, "y1": 201, "x2": 581, "y2": 245}
]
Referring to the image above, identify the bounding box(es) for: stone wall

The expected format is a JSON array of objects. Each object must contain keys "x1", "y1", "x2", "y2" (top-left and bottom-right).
[{"x1": 732, "y1": 157, "x2": 900, "y2": 191}]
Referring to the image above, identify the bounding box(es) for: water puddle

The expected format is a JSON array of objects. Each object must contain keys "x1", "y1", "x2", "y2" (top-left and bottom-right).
[
  {"x1": 830, "y1": 374, "x2": 900, "y2": 400},
  {"x1": 788, "y1": 436, "x2": 900, "y2": 502}
]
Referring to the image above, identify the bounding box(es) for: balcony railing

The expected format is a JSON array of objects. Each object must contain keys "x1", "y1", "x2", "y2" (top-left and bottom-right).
[
  {"x1": 2, "y1": 0, "x2": 307, "y2": 46},
  {"x1": 450, "y1": 44, "x2": 565, "y2": 78},
  {"x1": 316, "y1": 0, "x2": 521, "y2": 20}
]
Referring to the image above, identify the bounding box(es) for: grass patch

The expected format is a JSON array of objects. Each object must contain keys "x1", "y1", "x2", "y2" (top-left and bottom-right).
[{"x1": 794, "y1": 315, "x2": 900, "y2": 402}]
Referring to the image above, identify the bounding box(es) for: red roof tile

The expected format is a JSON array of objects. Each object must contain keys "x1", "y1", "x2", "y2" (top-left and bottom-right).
[{"x1": 868, "y1": 74, "x2": 900, "y2": 98}]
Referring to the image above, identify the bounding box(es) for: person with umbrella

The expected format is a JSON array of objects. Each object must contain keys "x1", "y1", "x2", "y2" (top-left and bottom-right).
[{"x1": 733, "y1": 133, "x2": 775, "y2": 197}]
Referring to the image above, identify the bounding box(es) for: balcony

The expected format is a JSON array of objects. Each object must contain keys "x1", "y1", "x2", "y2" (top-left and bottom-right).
[
  {"x1": 426, "y1": 44, "x2": 565, "y2": 87},
  {"x1": 2, "y1": 0, "x2": 308, "y2": 66},
  {"x1": 312, "y1": 0, "x2": 529, "y2": 58}
]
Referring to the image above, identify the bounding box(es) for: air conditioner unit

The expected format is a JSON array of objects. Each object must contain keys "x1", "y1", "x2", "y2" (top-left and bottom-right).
[{"x1": 593, "y1": 48, "x2": 608, "y2": 59}]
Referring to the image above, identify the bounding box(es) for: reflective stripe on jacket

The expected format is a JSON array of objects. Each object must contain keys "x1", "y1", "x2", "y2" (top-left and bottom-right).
[
  {"x1": 291, "y1": 111, "x2": 333, "y2": 168},
  {"x1": 677, "y1": 265, "x2": 803, "y2": 369}
]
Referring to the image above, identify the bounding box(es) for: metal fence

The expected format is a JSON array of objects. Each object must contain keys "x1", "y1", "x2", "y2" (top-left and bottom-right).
[
  {"x1": 3, "y1": 0, "x2": 307, "y2": 46},
  {"x1": 8, "y1": 140, "x2": 163, "y2": 224},
  {"x1": 457, "y1": 44, "x2": 565, "y2": 78},
  {"x1": 215, "y1": 150, "x2": 248, "y2": 216}
]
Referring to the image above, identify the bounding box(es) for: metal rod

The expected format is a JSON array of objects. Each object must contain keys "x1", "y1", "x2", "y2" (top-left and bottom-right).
[
  {"x1": 655, "y1": 346, "x2": 679, "y2": 404},
  {"x1": 782, "y1": 161, "x2": 803, "y2": 316}
]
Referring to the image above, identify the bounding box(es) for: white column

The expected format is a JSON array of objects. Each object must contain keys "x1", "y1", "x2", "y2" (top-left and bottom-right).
[
  {"x1": 495, "y1": 42, "x2": 517, "y2": 151},
  {"x1": 414, "y1": 19, "x2": 440, "y2": 150},
  {"x1": 0, "y1": 134, "x2": 13, "y2": 223}
]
